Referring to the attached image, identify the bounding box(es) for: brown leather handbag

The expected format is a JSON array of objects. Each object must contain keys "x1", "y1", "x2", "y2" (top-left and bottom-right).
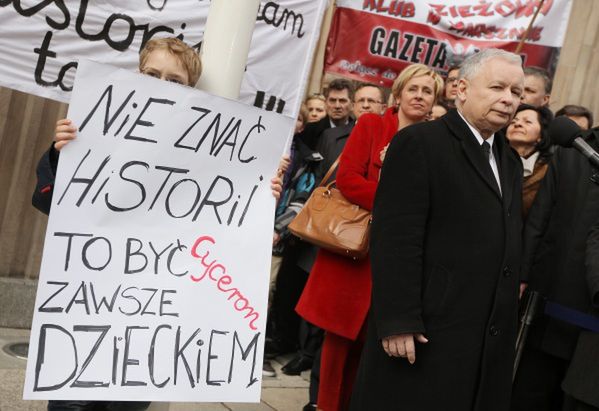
[{"x1": 288, "y1": 156, "x2": 371, "y2": 260}]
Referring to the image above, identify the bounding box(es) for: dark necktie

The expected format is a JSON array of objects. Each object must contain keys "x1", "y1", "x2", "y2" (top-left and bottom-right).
[{"x1": 481, "y1": 141, "x2": 491, "y2": 161}]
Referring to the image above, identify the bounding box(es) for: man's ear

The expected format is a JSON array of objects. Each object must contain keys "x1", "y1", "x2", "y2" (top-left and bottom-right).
[
  {"x1": 542, "y1": 94, "x2": 550, "y2": 106},
  {"x1": 456, "y1": 78, "x2": 468, "y2": 104}
]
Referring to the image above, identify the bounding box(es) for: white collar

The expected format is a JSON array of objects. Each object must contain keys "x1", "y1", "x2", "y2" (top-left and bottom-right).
[
  {"x1": 329, "y1": 118, "x2": 349, "y2": 128},
  {"x1": 457, "y1": 110, "x2": 495, "y2": 147},
  {"x1": 521, "y1": 151, "x2": 540, "y2": 177}
]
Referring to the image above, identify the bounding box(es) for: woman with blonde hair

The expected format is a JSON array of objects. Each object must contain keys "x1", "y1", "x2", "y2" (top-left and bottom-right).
[
  {"x1": 305, "y1": 93, "x2": 327, "y2": 123},
  {"x1": 296, "y1": 64, "x2": 443, "y2": 411}
]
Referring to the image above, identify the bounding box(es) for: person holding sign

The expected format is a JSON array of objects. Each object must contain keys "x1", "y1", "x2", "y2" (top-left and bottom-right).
[
  {"x1": 34, "y1": 37, "x2": 284, "y2": 213},
  {"x1": 32, "y1": 36, "x2": 283, "y2": 411},
  {"x1": 33, "y1": 37, "x2": 200, "y2": 216}
]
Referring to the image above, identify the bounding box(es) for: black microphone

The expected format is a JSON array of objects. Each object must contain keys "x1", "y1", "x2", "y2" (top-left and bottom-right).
[{"x1": 549, "y1": 116, "x2": 599, "y2": 169}]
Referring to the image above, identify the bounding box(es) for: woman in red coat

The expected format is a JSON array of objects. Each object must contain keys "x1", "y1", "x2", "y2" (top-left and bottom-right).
[{"x1": 296, "y1": 64, "x2": 444, "y2": 411}]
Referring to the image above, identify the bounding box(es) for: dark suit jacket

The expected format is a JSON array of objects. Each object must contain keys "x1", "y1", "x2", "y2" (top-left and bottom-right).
[
  {"x1": 314, "y1": 123, "x2": 353, "y2": 184},
  {"x1": 32, "y1": 144, "x2": 59, "y2": 216},
  {"x1": 522, "y1": 128, "x2": 599, "y2": 360},
  {"x1": 296, "y1": 116, "x2": 354, "y2": 151},
  {"x1": 559, "y1": 208, "x2": 599, "y2": 407},
  {"x1": 350, "y1": 109, "x2": 523, "y2": 411}
]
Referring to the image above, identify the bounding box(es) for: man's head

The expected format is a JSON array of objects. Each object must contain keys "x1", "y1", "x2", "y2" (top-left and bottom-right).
[
  {"x1": 139, "y1": 37, "x2": 202, "y2": 87},
  {"x1": 353, "y1": 83, "x2": 386, "y2": 119},
  {"x1": 324, "y1": 79, "x2": 354, "y2": 125},
  {"x1": 444, "y1": 66, "x2": 460, "y2": 106},
  {"x1": 521, "y1": 67, "x2": 551, "y2": 107},
  {"x1": 456, "y1": 49, "x2": 524, "y2": 138},
  {"x1": 555, "y1": 104, "x2": 593, "y2": 130}
]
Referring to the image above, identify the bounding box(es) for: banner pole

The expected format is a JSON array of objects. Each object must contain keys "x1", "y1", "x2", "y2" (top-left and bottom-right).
[
  {"x1": 515, "y1": 0, "x2": 546, "y2": 54},
  {"x1": 195, "y1": 0, "x2": 261, "y2": 99}
]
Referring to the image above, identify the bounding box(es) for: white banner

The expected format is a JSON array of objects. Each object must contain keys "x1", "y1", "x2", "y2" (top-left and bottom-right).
[
  {"x1": 0, "y1": 0, "x2": 327, "y2": 117},
  {"x1": 23, "y1": 60, "x2": 292, "y2": 402}
]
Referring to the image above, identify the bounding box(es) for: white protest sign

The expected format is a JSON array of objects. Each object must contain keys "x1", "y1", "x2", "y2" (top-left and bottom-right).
[
  {"x1": 0, "y1": 0, "x2": 327, "y2": 117},
  {"x1": 24, "y1": 59, "x2": 293, "y2": 402}
]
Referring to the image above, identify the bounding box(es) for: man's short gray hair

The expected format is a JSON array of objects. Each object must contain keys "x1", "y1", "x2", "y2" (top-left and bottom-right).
[{"x1": 459, "y1": 48, "x2": 522, "y2": 81}]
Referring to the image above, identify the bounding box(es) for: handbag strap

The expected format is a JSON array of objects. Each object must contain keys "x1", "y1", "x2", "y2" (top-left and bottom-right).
[{"x1": 318, "y1": 154, "x2": 342, "y2": 187}]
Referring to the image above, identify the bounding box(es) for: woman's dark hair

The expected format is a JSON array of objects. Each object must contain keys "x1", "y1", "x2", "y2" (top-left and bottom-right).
[{"x1": 512, "y1": 103, "x2": 554, "y2": 162}]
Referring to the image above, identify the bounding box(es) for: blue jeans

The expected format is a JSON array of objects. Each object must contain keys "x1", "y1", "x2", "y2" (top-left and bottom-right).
[{"x1": 47, "y1": 401, "x2": 150, "y2": 411}]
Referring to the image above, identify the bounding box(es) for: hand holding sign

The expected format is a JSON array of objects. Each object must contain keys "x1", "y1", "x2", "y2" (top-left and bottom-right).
[
  {"x1": 25, "y1": 60, "x2": 293, "y2": 403},
  {"x1": 54, "y1": 119, "x2": 78, "y2": 151}
]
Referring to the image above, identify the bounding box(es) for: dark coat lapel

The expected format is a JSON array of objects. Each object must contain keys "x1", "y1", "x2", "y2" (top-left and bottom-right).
[
  {"x1": 329, "y1": 123, "x2": 353, "y2": 141},
  {"x1": 443, "y1": 109, "x2": 502, "y2": 200}
]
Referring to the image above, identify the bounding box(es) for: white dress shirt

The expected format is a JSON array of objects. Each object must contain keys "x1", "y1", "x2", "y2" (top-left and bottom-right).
[{"x1": 458, "y1": 111, "x2": 502, "y2": 195}]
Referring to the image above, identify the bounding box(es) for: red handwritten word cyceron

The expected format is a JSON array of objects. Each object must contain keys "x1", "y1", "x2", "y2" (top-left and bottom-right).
[{"x1": 190, "y1": 236, "x2": 259, "y2": 330}]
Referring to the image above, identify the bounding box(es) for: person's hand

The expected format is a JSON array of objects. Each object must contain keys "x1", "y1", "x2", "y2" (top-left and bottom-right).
[
  {"x1": 382, "y1": 333, "x2": 428, "y2": 364},
  {"x1": 519, "y1": 282, "x2": 528, "y2": 299},
  {"x1": 380, "y1": 143, "x2": 389, "y2": 163},
  {"x1": 271, "y1": 175, "x2": 283, "y2": 199},
  {"x1": 54, "y1": 119, "x2": 78, "y2": 151},
  {"x1": 278, "y1": 155, "x2": 291, "y2": 175},
  {"x1": 273, "y1": 231, "x2": 281, "y2": 246}
]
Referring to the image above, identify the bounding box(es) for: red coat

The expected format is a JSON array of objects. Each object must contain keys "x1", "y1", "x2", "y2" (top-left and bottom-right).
[{"x1": 296, "y1": 108, "x2": 399, "y2": 340}]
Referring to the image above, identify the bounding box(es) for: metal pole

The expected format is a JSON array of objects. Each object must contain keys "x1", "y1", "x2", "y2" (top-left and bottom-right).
[{"x1": 195, "y1": 0, "x2": 261, "y2": 99}]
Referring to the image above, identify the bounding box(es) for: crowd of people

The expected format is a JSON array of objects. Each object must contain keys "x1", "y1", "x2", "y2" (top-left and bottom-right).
[
  {"x1": 31, "y1": 36, "x2": 599, "y2": 411},
  {"x1": 266, "y1": 49, "x2": 599, "y2": 411}
]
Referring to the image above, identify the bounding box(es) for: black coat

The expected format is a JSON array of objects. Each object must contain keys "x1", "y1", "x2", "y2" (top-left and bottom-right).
[
  {"x1": 314, "y1": 123, "x2": 353, "y2": 184},
  {"x1": 296, "y1": 115, "x2": 354, "y2": 151},
  {"x1": 32, "y1": 145, "x2": 58, "y2": 216},
  {"x1": 350, "y1": 109, "x2": 523, "y2": 411},
  {"x1": 296, "y1": 116, "x2": 331, "y2": 150},
  {"x1": 559, "y1": 217, "x2": 599, "y2": 408},
  {"x1": 521, "y1": 128, "x2": 599, "y2": 360}
]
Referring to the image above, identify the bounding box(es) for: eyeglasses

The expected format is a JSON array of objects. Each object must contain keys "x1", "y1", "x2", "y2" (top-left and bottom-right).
[{"x1": 355, "y1": 97, "x2": 382, "y2": 105}]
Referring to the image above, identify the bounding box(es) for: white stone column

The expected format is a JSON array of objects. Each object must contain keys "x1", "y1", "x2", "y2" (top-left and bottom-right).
[{"x1": 195, "y1": 0, "x2": 261, "y2": 99}]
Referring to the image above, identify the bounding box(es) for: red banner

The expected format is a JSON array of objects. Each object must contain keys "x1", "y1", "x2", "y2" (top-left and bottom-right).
[{"x1": 325, "y1": 1, "x2": 572, "y2": 87}]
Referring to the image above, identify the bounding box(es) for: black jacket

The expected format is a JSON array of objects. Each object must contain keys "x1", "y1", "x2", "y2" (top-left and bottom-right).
[
  {"x1": 351, "y1": 109, "x2": 523, "y2": 411},
  {"x1": 314, "y1": 123, "x2": 354, "y2": 184},
  {"x1": 522, "y1": 127, "x2": 599, "y2": 359},
  {"x1": 559, "y1": 212, "x2": 599, "y2": 407},
  {"x1": 32, "y1": 145, "x2": 59, "y2": 216},
  {"x1": 296, "y1": 115, "x2": 355, "y2": 151}
]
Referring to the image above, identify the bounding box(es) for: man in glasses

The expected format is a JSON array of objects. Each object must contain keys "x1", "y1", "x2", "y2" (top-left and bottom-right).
[{"x1": 352, "y1": 84, "x2": 386, "y2": 119}]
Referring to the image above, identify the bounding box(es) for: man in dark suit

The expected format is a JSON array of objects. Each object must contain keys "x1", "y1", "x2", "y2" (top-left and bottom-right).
[
  {"x1": 350, "y1": 49, "x2": 525, "y2": 410},
  {"x1": 296, "y1": 78, "x2": 354, "y2": 150},
  {"x1": 315, "y1": 83, "x2": 386, "y2": 178}
]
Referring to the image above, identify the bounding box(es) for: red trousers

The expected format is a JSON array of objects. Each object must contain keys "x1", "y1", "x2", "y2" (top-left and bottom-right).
[{"x1": 317, "y1": 331, "x2": 365, "y2": 411}]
